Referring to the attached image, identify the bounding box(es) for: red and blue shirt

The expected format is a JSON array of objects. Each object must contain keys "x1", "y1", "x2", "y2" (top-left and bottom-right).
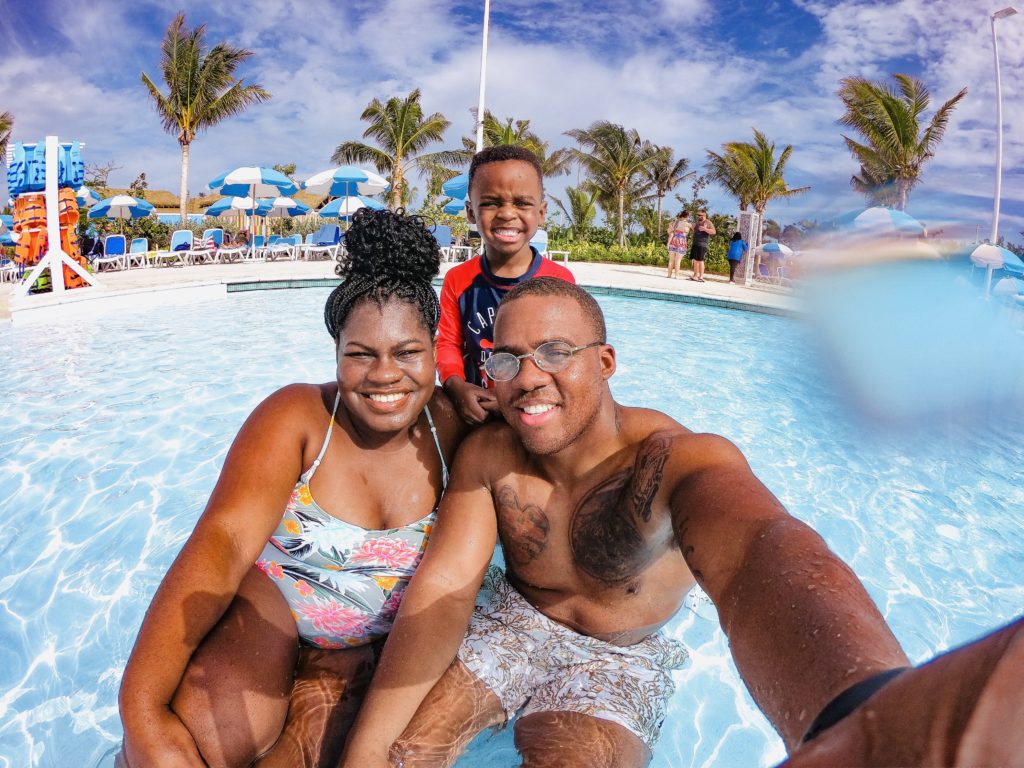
[{"x1": 437, "y1": 250, "x2": 576, "y2": 388}]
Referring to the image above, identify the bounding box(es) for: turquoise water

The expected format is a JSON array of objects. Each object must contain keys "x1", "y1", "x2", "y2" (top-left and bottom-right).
[{"x1": 0, "y1": 288, "x2": 1020, "y2": 768}]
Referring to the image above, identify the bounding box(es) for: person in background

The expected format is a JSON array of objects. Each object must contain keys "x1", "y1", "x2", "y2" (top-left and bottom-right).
[
  {"x1": 689, "y1": 210, "x2": 716, "y2": 282},
  {"x1": 726, "y1": 231, "x2": 748, "y2": 284},
  {"x1": 665, "y1": 210, "x2": 691, "y2": 279},
  {"x1": 119, "y1": 208, "x2": 464, "y2": 768},
  {"x1": 436, "y1": 145, "x2": 575, "y2": 426}
]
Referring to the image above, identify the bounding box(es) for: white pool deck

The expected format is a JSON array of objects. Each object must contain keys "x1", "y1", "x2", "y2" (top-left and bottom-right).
[{"x1": 0, "y1": 259, "x2": 800, "y2": 324}]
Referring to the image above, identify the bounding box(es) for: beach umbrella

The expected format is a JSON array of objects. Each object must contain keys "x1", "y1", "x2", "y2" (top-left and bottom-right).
[
  {"x1": 442, "y1": 172, "x2": 469, "y2": 199},
  {"x1": 87, "y1": 195, "x2": 156, "y2": 232},
  {"x1": 0, "y1": 231, "x2": 16, "y2": 246},
  {"x1": 443, "y1": 198, "x2": 467, "y2": 217},
  {"x1": 960, "y1": 243, "x2": 1024, "y2": 295},
  {"x1": 302, "y1": 166, "x2": 389, "y2": 197},
  {"x1": 207, "y1": 166, "x2": 298, "y2": 197},
  {"x1": 0, "y1": 214, "x2": 11, "y2": 235},
  {"x1": 319, "y1": 196, "x2": 386, "y2": 219},
  {"x1": 259, "y1": 197, "x2": 311, "y2": 218},
  {"x1": 76, "y1": 186, "x2": 102, "y2": 208},
  {"x1": 204, "y1": 196, "x2": 271, "y2": 217},
  {"x1": 755, "y1": 242, "x2": 794, "y2": 257},
  {"x1": 834, "y1": 207, "x2": 925, "y2": 236}
]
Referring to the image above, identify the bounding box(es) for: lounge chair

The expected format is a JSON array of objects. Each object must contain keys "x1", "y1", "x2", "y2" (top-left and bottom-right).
[
  {"x1": 217, "y1": 231, "x2": 247, "y2": 262},
  {"x1": 0, "y1": 259, "x2": 19, "y2": 283},
  {"x1": 155, "y1": 229, "x2": 194, "y2": 267},
  {"x1": 126, "y1": 237, "x2": 149, "y2": 268},
  {"x1": 239, "y1": 234, "x2": 267, "y2": 262},
  {"x1": 93, "y1": 234, "x2": 127, "y2": 271},
  {"x1": 304, "y1": 225, "x2": 341, "y2": 261},
  {"x1": 264, "y1": 233, "x2": 302, "y2": 261},
  {"x1": 189, "y1": 228, "x2": 223, "y2": 264}
]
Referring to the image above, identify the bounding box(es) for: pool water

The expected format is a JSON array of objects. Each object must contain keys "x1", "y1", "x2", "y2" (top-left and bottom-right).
[{"x1": 0, "y1": 288, "x2": 1020, "y2": 768}]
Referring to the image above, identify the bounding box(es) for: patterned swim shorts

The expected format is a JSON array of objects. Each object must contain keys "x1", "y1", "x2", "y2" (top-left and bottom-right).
[{"x1": 457, "y1": 567, "x2": 689, "y2": 748}]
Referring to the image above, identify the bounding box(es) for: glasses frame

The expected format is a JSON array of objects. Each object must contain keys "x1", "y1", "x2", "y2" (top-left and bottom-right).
[{"x1": 483, "y1": 340, "x2": 604, "y2": 382}]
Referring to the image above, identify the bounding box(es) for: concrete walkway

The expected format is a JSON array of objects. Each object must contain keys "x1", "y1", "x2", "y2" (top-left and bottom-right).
[{"x1": 0, "y1": 258, "x2": 800, "y2": 323}]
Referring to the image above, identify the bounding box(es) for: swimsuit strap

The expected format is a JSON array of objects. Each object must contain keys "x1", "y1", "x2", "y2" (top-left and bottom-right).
[
  {"x1": 300, "y1": 390, "x2": 342, "y2": 484},
  {"x1": 424, "y1": 405, "x2": 449, "y2": 488}
]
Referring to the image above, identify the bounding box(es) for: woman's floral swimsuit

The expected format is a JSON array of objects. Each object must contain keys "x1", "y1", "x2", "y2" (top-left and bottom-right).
[{"x1": 257, "y1": 393, "x2": 448, "y2": 648}]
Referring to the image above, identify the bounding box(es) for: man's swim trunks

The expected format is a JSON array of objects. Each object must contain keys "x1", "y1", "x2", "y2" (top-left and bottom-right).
[{"x1": 457, "y1": 567, "x2": 689, "y2": 748}]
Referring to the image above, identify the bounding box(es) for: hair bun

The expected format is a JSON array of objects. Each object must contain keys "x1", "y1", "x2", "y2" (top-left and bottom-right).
[{"x1": 336, "y1": 207, "x2": 441, "y2": 284}]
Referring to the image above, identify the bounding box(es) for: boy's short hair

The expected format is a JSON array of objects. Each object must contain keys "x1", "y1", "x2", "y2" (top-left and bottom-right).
[
  {"x1": 498, "y1": 277, "x2": 606, "y2": 343},
  {"x1": 468, "y1": 146, "x2": 544, "y2": 195}
]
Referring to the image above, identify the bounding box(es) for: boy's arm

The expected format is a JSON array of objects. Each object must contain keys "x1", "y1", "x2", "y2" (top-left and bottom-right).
[
  {"x1": 340, "y1": 431, "x2": 500, "y2": 766},
  {"x1": 667, "y1": 433, "x2": 907, "y2": 748},
  {"x1": 436, "y1": 271, "x2": 468, "y2": 387}
]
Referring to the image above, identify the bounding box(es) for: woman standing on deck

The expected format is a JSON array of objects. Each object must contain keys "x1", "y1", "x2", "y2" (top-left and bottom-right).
[
  {"x1": 119, "y1": 208, "x2": 463, "y2": 767},
  {"x1": 666, "y1": 210, "x2": 691, "y2": 279}
]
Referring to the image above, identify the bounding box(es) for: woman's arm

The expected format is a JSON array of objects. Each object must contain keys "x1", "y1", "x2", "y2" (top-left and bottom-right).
[
  {"x1": 119, "y1": 385, "x2": 319, "y2": 765},
  {"x1": 340, "y1": 429, "x2": 500, "y2": 766}
]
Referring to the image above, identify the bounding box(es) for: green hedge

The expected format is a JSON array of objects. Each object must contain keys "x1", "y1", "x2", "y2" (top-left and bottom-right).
[{"x1": 549, "y1": 238, "x2": 729, "y2": 275}]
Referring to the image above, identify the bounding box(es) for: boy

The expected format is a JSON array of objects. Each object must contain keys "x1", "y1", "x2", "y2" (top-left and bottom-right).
[{"x1": 436, "y1": 146, "x2": 575, "y2": 424}]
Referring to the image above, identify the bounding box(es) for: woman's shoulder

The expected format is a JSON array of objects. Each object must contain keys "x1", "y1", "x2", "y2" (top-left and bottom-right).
[
  {"x1": 428, "y1": 385, "x2": 468, "y2": 454},
  {"x1": 249, "y1": 383, "x2": 337, "y2": 431}
]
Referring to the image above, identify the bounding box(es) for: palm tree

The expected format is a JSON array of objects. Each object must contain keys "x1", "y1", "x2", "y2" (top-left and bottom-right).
[
  {"x1": 451, "y1": 111, "x2": 573, "y2": 181},
  {"x1": 706, "y1": 130, "x2": 809, "y2": 223},
  {"x1": 565, "y1": 121, "x2": 659, "y2": 247},
  {"x1": 141, "y1": 13, "x2": 270, "y2": 221},
  {"x1": 551, "y1": 185, "x2": 598, "y2": 240},
  {"x1": 332, "y1": 89, "x2": 461, "y2": 210},
  {"x1": 643, "y1": 147, "x2": 694, "y2": 236},
  {"x1": 838, "y1": 74, "x2": 966, "y2": 211},
  {"x1": 0, "y1": 111, "x2": 12, "y2": 167}
]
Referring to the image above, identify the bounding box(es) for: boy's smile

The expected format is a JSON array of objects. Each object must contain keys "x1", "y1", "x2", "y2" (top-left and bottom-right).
[{"x1": 468, "y1": 159, "x2": 547, "y2": 275}]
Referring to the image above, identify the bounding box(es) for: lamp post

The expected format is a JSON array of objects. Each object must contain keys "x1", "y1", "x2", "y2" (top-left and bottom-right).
[
  {"x1": 990, "y1": 6, "x2": 1017, "y2": 246},
  {"x1": 474, "y1": 0, "x2": 492, "y2": 153}
]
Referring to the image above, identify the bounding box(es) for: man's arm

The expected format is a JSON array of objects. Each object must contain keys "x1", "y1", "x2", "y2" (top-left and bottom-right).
[
  {"x1": 668, "y1": 433, "x2": 907, "y2": 748},
  {"x1": 340, "y1": 429, "x2": 500, "y2": 766}
]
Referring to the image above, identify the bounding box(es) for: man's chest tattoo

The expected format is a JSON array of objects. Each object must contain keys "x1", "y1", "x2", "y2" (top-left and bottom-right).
[
  {"x1": 570, "y1": 436, "x2": 671, "y2": 584},
  {"x1": 496, "y1": 485, "x2": 550, "y2": 566}
]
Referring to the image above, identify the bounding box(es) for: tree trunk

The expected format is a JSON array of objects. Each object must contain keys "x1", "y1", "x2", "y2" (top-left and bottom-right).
[
  {"x1": 390, "y1": 157, "x2": 403, "y2": 210},
  {"x1": 617, "y1": 188, "x2": 625, "y2": 248},
  {"x1": 897, "y1": 179, "x2": 909, "y2": 212},
  {"x1": 656, "y1": 192, "x2": 664, "y2": 237},
  {"x1": 179, "y1": 142, "x2": 190, "y2": 223}
]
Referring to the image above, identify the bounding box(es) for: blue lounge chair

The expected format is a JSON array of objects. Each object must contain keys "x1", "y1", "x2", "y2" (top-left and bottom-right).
[
  {"x1": 529, "y1": 228, "x2": 549, "y2": 257},
  {"x1": 304, "y1": 225, "x2": 341, "y2": 261},
  {"x1": 155, "y1": 229, "x2": 194, "y2": 266},
  {"x1": 93, "y1": 234, "x2": 127, "y2": 271},
  {"x1": 126, "y1": 237, "x2": 149, "y2": 268}
]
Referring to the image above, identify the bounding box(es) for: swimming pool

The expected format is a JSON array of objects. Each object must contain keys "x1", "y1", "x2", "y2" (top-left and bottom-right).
[{"x1": 0, "y1": 287, "x2": 1020, "y2": 767}]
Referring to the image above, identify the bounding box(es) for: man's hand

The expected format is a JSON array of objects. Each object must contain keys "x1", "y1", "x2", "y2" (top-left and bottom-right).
[{"x1": 445, "y1": 378, "x2": 497, "y2": 425}]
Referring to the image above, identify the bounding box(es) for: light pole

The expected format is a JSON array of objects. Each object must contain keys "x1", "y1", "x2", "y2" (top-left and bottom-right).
[
  {"x1": 990, "y1": 6, "x2": 1017, "y2": 245},
  {"x1": 475, "y1": 0, "x2": 492, "y2": 152}
]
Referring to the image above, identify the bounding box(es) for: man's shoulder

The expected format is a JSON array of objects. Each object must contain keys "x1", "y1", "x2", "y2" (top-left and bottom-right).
[
  {"x1": 618, "y1": 405, "x2": 735, "y2": 458},
  {"x1": 458, "y1": 420, "x2": 524, "y2": 467}
]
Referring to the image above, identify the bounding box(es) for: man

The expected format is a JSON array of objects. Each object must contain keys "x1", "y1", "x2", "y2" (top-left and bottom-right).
[
  {"x1": 342, "y1": 278, "x2": 1024, "y2": 767},
  {"x1": 688, "y1": 210, "x2": 715, "y2": 282}
]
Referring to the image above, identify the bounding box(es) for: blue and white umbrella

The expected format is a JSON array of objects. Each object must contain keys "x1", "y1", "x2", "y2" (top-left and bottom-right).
[
  {"x1": 207, "y1": 166, "x2": 298, "y2": 198},
  {"x1": 443, "y1": 198, "x2": 467, "y2": 217},
  {"x1": 0, "y1": 231, "x2": 15, "y2": 246},
  {"x1": 76, "y1": 186, "x2": 102, "y2": 208},
  {"x1": 0, "y1": 214, "x2": 11, "y2": 235},
  {"x1": 964, "y1": 243, "x2": 1024, "y2": 275},
  {"x1": 87, "y1": 195, "x2": 156, "y2": 233},
  {"x1": 302, "y1": 166, "x2": 389, "y2": 197},
  {"x1": 319, "y1": 196, "x2": 386, "y2": 219},
  {"x1": 834, "y1": 207, "x2": 925, "y2": 236},
  {"x1": 442, "y1": 172, "x2": 469, "y2": 199},
  {"x1": 755, "y1": 241, "x2": 794, "y2": 256},
  {"x1": 205, "y1": 196, "x2": 271, "y2": 218},
  {"x1": 259, "y1": 197, "x2": 311, "y2": 218}
]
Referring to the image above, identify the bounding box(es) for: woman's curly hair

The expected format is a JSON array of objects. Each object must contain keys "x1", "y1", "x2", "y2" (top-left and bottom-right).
[{"x1": 324, "y1": 208, "x2": 441, "y2": 340}]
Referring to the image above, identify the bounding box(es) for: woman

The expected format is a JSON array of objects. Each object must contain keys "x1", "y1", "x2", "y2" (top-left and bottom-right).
[
  {"x1": 726, "y1": 231, "x2": 748, "y2": 284},
  {"x1": 665, "y1": 210, "x2": 691, "y2": 279},
  {"x1": 119, "y1": 209, "x2": 463, "y2": 767}
]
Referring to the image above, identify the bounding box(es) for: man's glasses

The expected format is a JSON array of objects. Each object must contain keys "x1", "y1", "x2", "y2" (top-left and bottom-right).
[{"x1": 482, "y1": 341, "x2": 603, "y2": 382}]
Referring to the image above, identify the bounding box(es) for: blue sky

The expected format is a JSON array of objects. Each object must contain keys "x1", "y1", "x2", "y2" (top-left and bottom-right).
[{"x1": 2, "y1": 0, "x2": 1021, "y2": 240}]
